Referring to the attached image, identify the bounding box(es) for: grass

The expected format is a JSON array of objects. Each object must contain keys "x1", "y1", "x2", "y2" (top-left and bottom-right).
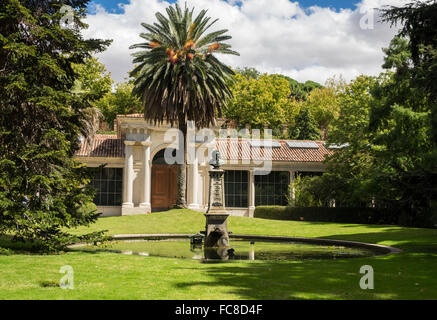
[{"x1": 1, "y1": 209, "x2": 437, "y2": 300}]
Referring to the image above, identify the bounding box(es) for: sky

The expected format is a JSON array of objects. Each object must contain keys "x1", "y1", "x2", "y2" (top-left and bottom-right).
[
  {"x1": 89, "y1": 0, "x2": 362, "y2": 13},
  {"x1": 82, "y1": 0, "x2": 411, "y2": 85}
]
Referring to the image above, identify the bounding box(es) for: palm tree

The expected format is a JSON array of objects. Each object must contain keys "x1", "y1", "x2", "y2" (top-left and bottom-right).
[{"x1": 130, "y1": 4, "x2": 239, "y2": 208}]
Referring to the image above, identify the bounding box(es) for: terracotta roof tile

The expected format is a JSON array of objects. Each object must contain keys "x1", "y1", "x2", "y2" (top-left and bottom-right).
[
  {"x1": 216, "y1": 138, "x2": 332, "y2": 162},
  {"x1": 76, "y1": 134, "x2": 124, "y2": 158},
  {"x1": 76, "y1": 135, "x2": 332, "y2": 162}
]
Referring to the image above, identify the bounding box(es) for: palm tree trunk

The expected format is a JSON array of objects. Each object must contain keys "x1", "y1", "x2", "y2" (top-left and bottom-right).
[{"x1": 175, "y1": 116, "x2": 187, "y2": 208}]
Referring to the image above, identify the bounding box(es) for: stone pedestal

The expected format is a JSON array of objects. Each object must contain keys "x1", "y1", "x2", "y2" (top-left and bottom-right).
[
  {"x1": 204, "y1": 213, "x2": 229, "y2": 247},
  {"x1": 204, "y1": 168, "x2": 230, "y2": 249}
]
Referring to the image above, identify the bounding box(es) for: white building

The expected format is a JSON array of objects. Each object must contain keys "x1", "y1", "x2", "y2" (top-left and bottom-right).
[{"x1": 75, "y1": 114, "x2": 332, "y2": 217}]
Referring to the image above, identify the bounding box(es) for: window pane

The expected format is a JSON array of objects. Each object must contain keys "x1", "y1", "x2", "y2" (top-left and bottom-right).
[
  {"x1": 234, "y1": 170, "x2": 241, "y2": 181},
  {"x1": 114, "y1": 193, "x2": 122, "y2": 205},
  {"x1": 224, "y1": 170, "x2": 248, "y2": 208},
  {"x1": 227, "y1": 183, "x2": 235, "y2": 194},
  {"x1": 108, "y1": 181, "x2": 116, "y2": 193},
  {"x1": 115, "y1": 181, "x2": 122, "y2": 194},
  {"x1": 89, "y1": 168, "x2": 123, "y2": 206},
  {"x1": 255, "y1": 171, "x2": 289, "y2": 206},
  {"x1": 100, "y1": 180, "x2": 108, "y2": 193},
  {"x1": 115, "y1": 168, "x2": 123, "y2": 180},
  {"x1": 241, "y1": 182, "x2": 248, "y2": 194}
]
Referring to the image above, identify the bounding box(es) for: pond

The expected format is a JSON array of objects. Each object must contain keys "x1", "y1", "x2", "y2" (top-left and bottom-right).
[{"x1": 73, "y1": 238, "x2": 376, "y2": 262}]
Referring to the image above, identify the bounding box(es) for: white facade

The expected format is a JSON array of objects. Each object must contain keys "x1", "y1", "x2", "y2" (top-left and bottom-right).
[{"x1": 75, "y1": 115, "x2": 328, "y2": 217}]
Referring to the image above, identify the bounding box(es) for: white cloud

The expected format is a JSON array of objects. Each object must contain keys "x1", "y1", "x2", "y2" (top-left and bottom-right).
[{"x1": 82, "y1": 0, "x2": 409, "y2": 85}]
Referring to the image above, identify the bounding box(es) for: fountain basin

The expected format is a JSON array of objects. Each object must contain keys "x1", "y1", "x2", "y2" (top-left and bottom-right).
[{"x1": 69, "y1": 234, "x2": 401, "y2": 262}]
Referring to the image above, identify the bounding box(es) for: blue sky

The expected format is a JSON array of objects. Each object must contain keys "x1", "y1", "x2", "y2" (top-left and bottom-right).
[{"x1": 89, "y1": 0, "x2": 360, "y2": 14}]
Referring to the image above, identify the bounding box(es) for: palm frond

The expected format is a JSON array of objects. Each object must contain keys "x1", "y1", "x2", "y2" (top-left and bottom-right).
[{"x1": 130, "y1": 4, "x2": 239, "y2": 128}]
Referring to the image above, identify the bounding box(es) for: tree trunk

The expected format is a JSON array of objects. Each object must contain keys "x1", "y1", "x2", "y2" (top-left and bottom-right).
[{"x1": 175, "y1": 117, "x2": 187, "y2": 208}]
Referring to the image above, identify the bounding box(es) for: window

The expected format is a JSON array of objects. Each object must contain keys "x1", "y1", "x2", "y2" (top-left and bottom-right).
[
  {"x1": 91, "y1": 168, "x2": 123, "y2": 206},
  {"x1": 255, "y1": 171, "x2": 290, "y2": 206},
  {"x1": 224, "y1": 170, "x2": 248, "y2": 208}
]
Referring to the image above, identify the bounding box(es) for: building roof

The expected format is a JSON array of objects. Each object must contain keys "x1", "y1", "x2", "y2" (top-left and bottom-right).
[
  {"x1": 76, "y1": 134, "x2": 332, "y2": 162},
  {"x1": 76, "y1": 134, "x2": 125, "y2": 158},
  {"x1": 216, "y1": 138, "x2": 332, "y2": 163}
]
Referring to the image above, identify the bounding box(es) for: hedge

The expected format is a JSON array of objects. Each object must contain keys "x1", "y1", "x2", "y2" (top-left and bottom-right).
[{"x1": 254, "y1": 206, "x2": 437, "y2": 227}]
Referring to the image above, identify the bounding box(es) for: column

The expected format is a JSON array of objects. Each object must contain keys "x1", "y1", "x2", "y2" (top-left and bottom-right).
[
  {"x1": 122, "y1": 141, "x2": 135, "y2": 208},
  {"x1": 139, "y1": 141, "x2": 152, "y2": 212},
  {"x1": 188, "y1": 149, "x2": 199, "y2": 209},
  {"x1": 289, "y1": 170, "x2": 295, "y2": 205},
  {"x1": 248, "y1": 169, "x2": 255, "y2": 217}
]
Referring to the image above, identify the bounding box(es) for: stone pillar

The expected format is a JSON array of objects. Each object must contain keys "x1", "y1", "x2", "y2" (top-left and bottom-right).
[
  {"x1": 139, "y1": 141, "x2": 152, "y2": 212},
  {"x1": 289, "y1": 170, "x2": 295, "y2": 205},
  {"x1": 122, "y1": 141, "x2": 135, "y2": 208},
  {"x1": 248, "y1": 169, "x2": 255, "y2": 217},
  {"x1": 204, "y1": 150, "x2": 231, "y2": 261},
  {"x1": 204, "y1": 167, "x2": 229, "y2": 249}
]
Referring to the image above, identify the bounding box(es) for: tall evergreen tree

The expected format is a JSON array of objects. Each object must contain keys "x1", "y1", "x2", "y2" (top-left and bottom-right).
[
  {"x1": 288, "y1": 107, "x2": 321, "y2": 140},
  {"x1": 0, "y1": 0, "x2": 111, "y2": 250},
  {"x1": 381, "y1": 0, "x2": 437, "y2": 143}
]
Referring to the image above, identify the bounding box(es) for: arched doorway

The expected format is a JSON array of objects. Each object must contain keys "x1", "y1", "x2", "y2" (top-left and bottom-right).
[{"x1": 151, "y1": 148, "x2": 178, "y2": 211}]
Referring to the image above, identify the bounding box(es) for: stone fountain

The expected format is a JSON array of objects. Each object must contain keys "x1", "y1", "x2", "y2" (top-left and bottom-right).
[{"x1": 203, "y1": 150, "x2": 231, "y2": 260}]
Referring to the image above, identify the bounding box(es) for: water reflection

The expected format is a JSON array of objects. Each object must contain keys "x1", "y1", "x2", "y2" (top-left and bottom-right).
[
  {"x1": 82, "y1": 239, "x2": 375, "y2": 262},
  {"x1": 249, "y1": 244, "x2": 255, "y2": 261}
]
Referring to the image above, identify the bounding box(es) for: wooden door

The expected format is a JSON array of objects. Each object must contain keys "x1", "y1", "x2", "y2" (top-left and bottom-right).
[{"x1": 151, "y1": 164, "x2": 178, "y2": 211}]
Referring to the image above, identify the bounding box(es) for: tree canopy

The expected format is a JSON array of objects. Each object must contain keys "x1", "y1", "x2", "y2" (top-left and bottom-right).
[
  {"x1": 0, "y1": 0, "x2": 111, "y2": 250},
  {"x1": 130, "y1": 3, "x2": 239, "y2": 128},
  {"x1": 296, "y1": 0, "x2": 437, "y2": 226},
  {"x1": 288, "y1": 107, "x2": 321, "y2": 141},
  {"x1": 96, "y1": 81, "x2": 143, "y2": 129},
  {"x1": 223, "y1": 69, "x2": 326, "y2": 137},
  {"x1": 224, "y1": 73, "x2": 292, "y2": 131}
]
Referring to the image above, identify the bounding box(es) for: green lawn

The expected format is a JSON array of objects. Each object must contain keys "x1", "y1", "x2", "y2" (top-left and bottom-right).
[{"x1": 1, "y1": 209, "x2": 437, "y2": 300}]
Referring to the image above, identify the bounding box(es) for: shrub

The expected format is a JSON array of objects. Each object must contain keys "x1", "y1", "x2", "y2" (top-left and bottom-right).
[
  {"x1": 0, "y1": 247, "x2": 13, "y2": 255},
  {"x1": 254, "y1": 206, "x2": 401, "y2": 225},
  {"x1": 287, "y1": 175, "x2": 323, "y2": 207}
]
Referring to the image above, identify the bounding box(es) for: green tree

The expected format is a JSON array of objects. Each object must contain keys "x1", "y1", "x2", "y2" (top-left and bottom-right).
[
  {"x1": 381, "y1": 36, "x2": 412, "y2": 71},
  {"x1": 304, "y1": 86, "x2": 340, "y2": 139},
  {"x1": 275, "y1": 74, "x2": 323, "y2": 101},
  {"x1": 366, "y1": 37, "x2": 435, "y2": 221},
  {"x1": 299, "y1": 32, "x2": 437, "y2": 225},
  {"x1": 130, "y1": 3, "x2": 239, "y2": 208},
  {"x1": 235, "y1": 66, "x2": 260, "y2": 79},
  {"x1": 96, "y1": 81, "x2": 143, "y2": 129},
  {"x1": 381, "y1": 0, "x2": 437, "y2": 144},
  {"x1": 329, "y1": 75, "x2": 376, "y2": 148},
  {"x1": 0, "y1": 0, "x2": 111, "y2": 250},
  {"x1": 288, "y1": 107, "x2": 321, "y2": 140},
  {"x1": 225, "y1": 73, "x2": 291, "y2": 131},
  {"x1": 72, "y1": 57, "x2": 113, "y2": 132},
  {"x1": 289, "y1": 1, "x2": 437, "y2": 225},
  {"x1": 288, "y1": 175, "x2": 322, "y2": 207},
  {"x1": 72, "y1": 57, "x2": 113, "y2": 101},
  {"x1": 313, "y1": 75, "x2": 378, "y2": 206}
]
